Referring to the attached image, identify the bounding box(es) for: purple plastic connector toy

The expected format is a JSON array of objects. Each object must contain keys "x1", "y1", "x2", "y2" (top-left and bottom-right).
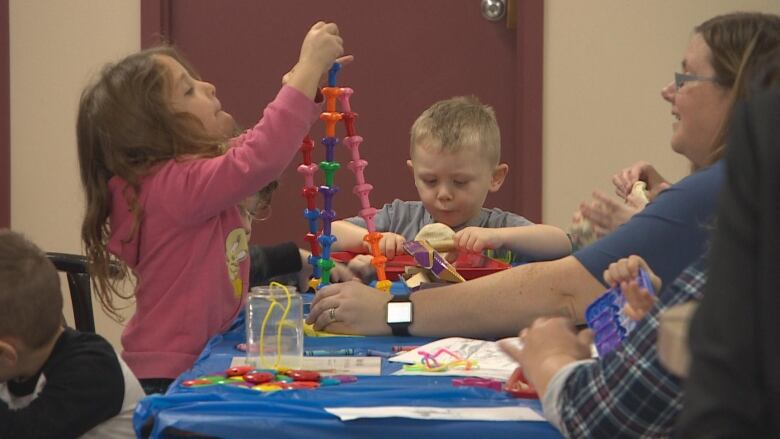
[{"x1": 585, "y1": 268, "x2": 655, "y2": 356}]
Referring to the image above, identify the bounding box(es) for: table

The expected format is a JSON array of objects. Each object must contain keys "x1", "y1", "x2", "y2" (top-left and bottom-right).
[{"x1": 134, "y1": 310, "x2": 563, "y2": 438}]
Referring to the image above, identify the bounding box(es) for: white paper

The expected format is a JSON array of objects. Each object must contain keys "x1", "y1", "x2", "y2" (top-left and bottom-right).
[
  {"x1": 389, "y1": 337, "x2": 521, "y2": 380},
  {"x1": 325, "y1": 405, "x2": 546, "y2": 422},
  {"x1": 389, "y1": 336, "x2": 599, "y2": 380},
  {"x1": 231, "y1": 356, "x2": 382, "y2": 376}
]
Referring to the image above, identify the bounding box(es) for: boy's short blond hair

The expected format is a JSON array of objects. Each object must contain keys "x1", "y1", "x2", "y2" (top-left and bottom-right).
[
  {"x1": 410, "y1": 96, "x2": 501, "y2": 166},
  {"x1": 0, "y1": 230, "x2": 62, "y2": 348}
]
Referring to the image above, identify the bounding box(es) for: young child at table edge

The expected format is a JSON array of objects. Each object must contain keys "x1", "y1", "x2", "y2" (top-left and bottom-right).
[
  {"x1": 77, "y1": 22, "x2": 347, "y2": 395},
  {"x1": 0, "y1": 229, "x2": 144, "y2": 438},
  {"x1": 332, "y1": 96, "x2": 571, "y2": 268},
  {"x1": 242, "y1": 182, "x2": 353, "y2": 291}
]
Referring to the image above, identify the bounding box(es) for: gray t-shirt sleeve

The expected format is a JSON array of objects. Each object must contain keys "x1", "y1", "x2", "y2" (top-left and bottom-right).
[
  {"x1": 477, "y1": 207, "x2": 534, "y2": 263},
  {"x1": 342, "y1": 200, "x2": 430, "y2": 241},
  {"x1": 480, "y1": 207, "x2": 534, "y2": 228}
]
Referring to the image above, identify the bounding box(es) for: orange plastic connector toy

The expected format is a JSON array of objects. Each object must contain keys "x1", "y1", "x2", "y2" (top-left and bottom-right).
[
  {"x1": 321, "y1": 87, "x2": 343, "y2": 137},
  {"x1": 321, "y1": 87, "x2": 342, "y2": 112},
  {"x1": 364, "y1": 232, "x2": 391, "y2": 293},
  {"x1": 320, "y1": 112, "x2": 343, "y2": 138}
]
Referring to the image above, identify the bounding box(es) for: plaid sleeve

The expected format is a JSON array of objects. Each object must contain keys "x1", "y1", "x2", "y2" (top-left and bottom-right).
[{"x1": 556, "y1": 259, "x2": 707, "y2": 438}]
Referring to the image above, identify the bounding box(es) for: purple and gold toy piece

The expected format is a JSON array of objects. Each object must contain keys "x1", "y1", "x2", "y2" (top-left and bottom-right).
[
  {"x1": 402, "y1": 240, "x2": 465, "y2": 284},
  {"x1": 585, "y1": 268, "x2": 656, "y2": 356}
]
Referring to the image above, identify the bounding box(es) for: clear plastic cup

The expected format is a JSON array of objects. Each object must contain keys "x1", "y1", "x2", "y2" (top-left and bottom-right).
[{"x1": 245, "y1": 285, "x2": 303, "y2": 369}]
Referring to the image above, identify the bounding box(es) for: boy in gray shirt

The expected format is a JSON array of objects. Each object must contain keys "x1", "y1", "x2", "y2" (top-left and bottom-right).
[{"x1": 333, "y1": 96, "x2": 570, "y2": 265}]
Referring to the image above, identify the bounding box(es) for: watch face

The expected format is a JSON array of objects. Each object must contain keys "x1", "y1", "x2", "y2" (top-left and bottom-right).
[{"x1": 387, "y1": 302, "x2": 413, "y2": 324}]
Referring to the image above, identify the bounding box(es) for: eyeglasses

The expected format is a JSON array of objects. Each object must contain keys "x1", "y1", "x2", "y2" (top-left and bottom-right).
[{"x1": 674, "y1": 72, "x2": 719, "y2": 90}]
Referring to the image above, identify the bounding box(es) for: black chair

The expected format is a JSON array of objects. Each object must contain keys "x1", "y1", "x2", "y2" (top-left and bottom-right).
[{"x1": 46, "y1": 252, "x2": 96, "y2": 333}]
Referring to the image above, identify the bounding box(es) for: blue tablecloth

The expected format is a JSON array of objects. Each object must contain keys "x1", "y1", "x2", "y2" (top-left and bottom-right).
[{"x1": 134, "y1": 306, "x2": 563, "y2": 438}]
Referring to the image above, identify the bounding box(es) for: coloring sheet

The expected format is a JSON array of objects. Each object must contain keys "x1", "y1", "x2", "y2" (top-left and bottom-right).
[{"x1": 389, "y1": 337, "x2": 522, "y2": 381}]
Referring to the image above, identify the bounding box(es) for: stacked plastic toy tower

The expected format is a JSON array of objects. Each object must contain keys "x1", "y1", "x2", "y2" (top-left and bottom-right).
[{"x1": 297, "y1": 63, "x2": 391, "y2": 293}]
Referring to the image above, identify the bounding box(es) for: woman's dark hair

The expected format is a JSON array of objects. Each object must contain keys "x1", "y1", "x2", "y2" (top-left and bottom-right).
[{"x1": 695, "y1": 12, "x2": 780, "y2": 165}]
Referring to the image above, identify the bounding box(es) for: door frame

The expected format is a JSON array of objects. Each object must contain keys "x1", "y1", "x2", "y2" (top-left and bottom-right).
[
  {"x1": 514, "y1": 0, "x2": 544, "y2": 222},
  {"x1": 1, "y1": 0, "x2": 9, "y2": 228}
]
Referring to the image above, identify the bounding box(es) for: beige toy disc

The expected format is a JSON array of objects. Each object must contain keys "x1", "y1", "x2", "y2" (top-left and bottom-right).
[
  {"x1": 415, "y1": 222, "x2": 456, "y2": 241},
  {"x1": 415, "y1": 223, "x2": 457, "y2": 259}
]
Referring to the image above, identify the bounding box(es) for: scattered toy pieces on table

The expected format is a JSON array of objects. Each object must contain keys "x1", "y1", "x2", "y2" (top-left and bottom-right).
[
  {"x1": 182, "y1": 366, "x2": 358, "y2": 393},
  {"x1": 451, "y1": 367, "x2": 538, "y2": 399}
]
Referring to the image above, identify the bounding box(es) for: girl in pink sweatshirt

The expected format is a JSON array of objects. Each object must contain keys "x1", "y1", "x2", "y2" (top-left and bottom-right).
[{"x1": 77, "y1": 22, "x2": 347, "y2": 395}]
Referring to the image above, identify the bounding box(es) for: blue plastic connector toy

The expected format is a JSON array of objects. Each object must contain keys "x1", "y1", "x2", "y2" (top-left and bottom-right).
[{"x1": 585, "y1": 268, "x2": 655, "y2": 356}]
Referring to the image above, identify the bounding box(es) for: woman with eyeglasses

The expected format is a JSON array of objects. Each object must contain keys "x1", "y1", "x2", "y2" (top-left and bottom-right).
[
  {"x1": 503, "y1": 12, "x2": 780, "y2": 438},
  {"x1": 572, "y1": 12, "x2": 780, "y2": 247},
  {"x1": 677, "y1": 46, "x2": 780, "y2": 438}
]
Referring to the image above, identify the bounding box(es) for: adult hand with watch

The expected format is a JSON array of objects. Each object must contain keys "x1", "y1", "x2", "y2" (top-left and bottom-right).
[
  {"x1": 304, "y1": 255, "x2": 599, "y2": 339},
  {"x1": 306, "y1": 281, "x2": 408, "y2": 335}
]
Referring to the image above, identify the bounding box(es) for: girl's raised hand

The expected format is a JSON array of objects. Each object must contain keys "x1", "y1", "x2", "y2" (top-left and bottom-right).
[
  {"x1": 282, "y1": 55, "x2": 354, "y2": 87},
  {"x1": 303, "y1": 22, "x2": 344, "y2": 67},
  {"x1": 285, "y1": 22, "x2": 345, "y2": 99}
]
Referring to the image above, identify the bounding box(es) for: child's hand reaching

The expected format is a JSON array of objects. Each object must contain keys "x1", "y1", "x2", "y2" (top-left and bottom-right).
[
  {"x1": 366, "y1": 232, "x2": 406, "y2": 259},
  {"x1": 297, "y1": 249, "x2": 358, "y2": 292},
  {"x1": 602, "y1": 255, "x2": 662, "y2": 321},
  {"x1": 347, "y1": 254, "x2": 376, "y2": 283},
  {"x1": 285, "y1": 21, "x2": 346, "y2": 99},
  {"x1": 453, "y1": 226, "x2": 501, "y2": 253},
  {"x1": 623, "y1": 279, "x2": 657, "y2": 321},
  {"x1": 329, "y1": 261, "x2": 357, "y2": 284}
]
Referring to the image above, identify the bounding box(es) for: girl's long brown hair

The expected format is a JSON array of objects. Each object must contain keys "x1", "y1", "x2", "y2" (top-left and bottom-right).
[
  {"x1": 77, "y1": 46, "x2": 228, "y2": 321},
  {"x1": 695, "y1": 12, "x2": 780, "y2": 168}
]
